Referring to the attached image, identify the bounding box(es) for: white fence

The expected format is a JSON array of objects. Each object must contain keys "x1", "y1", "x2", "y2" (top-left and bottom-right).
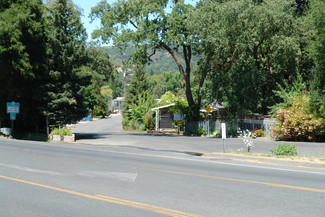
[{"x1": 185, "y1": 119, "x2": 275, "y2": 134}]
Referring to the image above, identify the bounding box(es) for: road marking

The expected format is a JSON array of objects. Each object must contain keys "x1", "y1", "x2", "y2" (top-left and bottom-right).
[
  {"x1": 96, "y1": 194, "x2": 202, "y2": 217},
  {"x1": 136, "y1": 167, "x2": 325, "y2": 194},
  {"x1": 0, "y1": 163, "x2": 137, "y2": 182},
  {"x1": 0, "y1": 174, "x2": 203, "y2": 217},
  {"x1": 3, "y1": 141, "x2": 325, "y2": 175}
]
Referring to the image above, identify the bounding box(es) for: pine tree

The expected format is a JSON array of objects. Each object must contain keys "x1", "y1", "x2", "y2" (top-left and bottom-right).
[
  {"x1": 125, "y1": 64, "x2": 150, "y2": 106},
  {"x1": 42, "y1": 0, "x2": 90, "y2": 127},
  {"x1": 0, "y1": 0, "x2": 48, "y2": 132}
]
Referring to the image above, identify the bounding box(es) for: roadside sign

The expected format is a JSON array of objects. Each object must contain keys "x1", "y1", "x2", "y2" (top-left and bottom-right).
[
  {"x1": 10, "y1": 113, "x2": 16, "y2": 120},
  {"x1": 177, "y1": 120, "x2": 182, "y2": 126},
  {"x1": 205, "y1": 105, "x2": 212, "y2": 113},
  {"x1": 174, "y1": 113, "x2": 183, "y2": 121},
  {"x1": 7, "y1": 102, "x2": 20, "y2": 114}
]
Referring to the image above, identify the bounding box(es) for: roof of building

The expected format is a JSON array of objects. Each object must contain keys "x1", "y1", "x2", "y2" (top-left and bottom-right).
[{"x1": 151, "y1": 103, "x2": 175, "y2": 111}]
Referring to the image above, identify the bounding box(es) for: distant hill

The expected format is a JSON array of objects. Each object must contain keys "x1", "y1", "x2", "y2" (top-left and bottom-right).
[{"x1": 106, "y1": 46, "x2": 199, "y2": 75}]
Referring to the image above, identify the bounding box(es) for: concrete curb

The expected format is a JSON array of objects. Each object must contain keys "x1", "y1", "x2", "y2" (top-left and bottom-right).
[{"x1": 202, "y1": 153, "x2": 325, "y2": 169}]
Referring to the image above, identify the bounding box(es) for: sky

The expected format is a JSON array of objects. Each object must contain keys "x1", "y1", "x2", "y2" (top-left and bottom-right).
[
  {"x1": 72, "y1": 0, "x2": 199, "y2": 43},
  {"x1": 72, "y1": 0, "x2": 103, "y2": 42}
]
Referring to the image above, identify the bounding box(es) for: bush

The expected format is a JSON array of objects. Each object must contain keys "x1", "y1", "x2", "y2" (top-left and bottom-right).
[
  {"x1": 50, "y1": 128, "x2": 73, "y2": 136},
  {"x1": 196, "y1": 128, "x2": 207, "y2": 136},
  {"x1": 144, "y1": 110, "x2": 155, "y2": 131},
  {"x1": 123, "y1": 92, "x2": 155, "y2": 131},
  {"x1": 272, "y1": 95, "x2": 325, "y2": 141},
  {"x1": 252, "y1": 129, "x2": 264, "y2": 137},
  {"x1": 92, "y1": 105, "x2": 109, "y2": 118},
  {"x1": 213, "y1": 130, "x2": 221, "y2": 137},
  {"x1": 270, "y1": 143, "x2": 298, "y2": 156}
]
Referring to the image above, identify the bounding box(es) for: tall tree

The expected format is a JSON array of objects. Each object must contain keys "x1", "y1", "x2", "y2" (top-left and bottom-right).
[
  {"x1": 90, "y1": 0, "x2": 201, "y2": 109},
  {"x1": 83, "y1": 46, "x2": 116, "y2": 112},
  {"x1": 0, "y1": 0, "x2": 47, "y2": 131},
  {"x1": 190, "y1": 0, "x2": 312, "y2": 115},
  {"x1": 43, "y1": 0, "x2": 90, "y2": 127},
  {"x1": 309, "y1": 0, "x2": 325, "y2": 93}
]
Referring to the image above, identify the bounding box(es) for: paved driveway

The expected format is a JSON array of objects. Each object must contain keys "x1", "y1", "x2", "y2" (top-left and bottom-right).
[{"x1": 71, "y1": 115, "x2": 325, "y2": 158}]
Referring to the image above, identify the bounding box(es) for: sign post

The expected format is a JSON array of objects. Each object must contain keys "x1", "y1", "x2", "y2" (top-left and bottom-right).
[
  {"x1": 205, "y1": 106, "x2": 212, "y2": 136},
  {"x1": 174, "y1": 113, "x2": 183, "y2": 135},
  {"x1": 221, "y1": 123, "x2": 226, "y2": 152},
  {"x1": 7, "y1": 102, "x2": 20, "y2": 134}
]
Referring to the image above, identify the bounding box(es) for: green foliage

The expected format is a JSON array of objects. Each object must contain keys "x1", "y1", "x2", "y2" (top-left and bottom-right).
[
  {"x1": 92, "y1": 104, "x2": 109, "y2": 118},
  {"x1": 270, "y1": 143, "x2": 298, "y2": 156},
  {"x1": 308, "y1": 0, "x2": 325, "y2": 93},
  {"x1": 124, "y1": 92, "x2": 155, "y2": 130},
  {"x1": 158, "y1": 91, "x2": 179, "y2": 106},
  {"x1": 184, "y1": 104, "x2": 201, "y2": 122},
  {"x1": 272, "y1": 94, "x2": 325, "y2": 141},
  {"x1": 83, "y1": 46, "x2": 116, "y2": 112},
  {"x1": 42, "y1": 0, "x2": 90, "y2": 127},
  {"x1": 125, "y1": 64, "x2": 150, "y2": 106},
  {"x1": 271, "y1": 74, "x2": 307, "y2": 116},
  {"x1": 229, "y1": 128, "x2": 239, "y2": 137},
  {"x1": 144, "y1": 110, "x2": 155, "y2": 131},
  {"x1": 252, "y1": 129, "x2": 264, "y2": 137},
  {"x1": 191, "y1": 0, "x2": 313, "y2": 115},
  {"x1": 50, "y1": 128, "x2": 73, "y2": 136},
  {"x1": 213, "y1": 131, "x2": 221, "y2": 137},
  {"x1": 0, "y1": 0, "x2": 48, "y2": 132},
  {"x1": 196, "y1": 128, "x2": 207, "y2": 136},
  {"x1": 148, "y1": 71, "x2": 183, "y2": 98},
  {"x1": 91, "y1": 0, "x2": 200, "y2": 107}
]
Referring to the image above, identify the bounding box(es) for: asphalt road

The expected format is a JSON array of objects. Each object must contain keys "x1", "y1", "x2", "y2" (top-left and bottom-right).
[
  {"x1": 1, "y1": 136, "x2": 325, "y2": 216},
  {"x1": 72, "y1": 115, "x2": 325, "y2": 158}
]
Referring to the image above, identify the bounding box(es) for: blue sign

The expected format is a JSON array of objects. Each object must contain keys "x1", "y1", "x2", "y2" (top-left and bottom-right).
[
  {"x1": 10, "y1": 113, "x2": 16, "y2": 120},
  {"x1": 7, "y1": 102, "x2": 20, "y2": 114}
]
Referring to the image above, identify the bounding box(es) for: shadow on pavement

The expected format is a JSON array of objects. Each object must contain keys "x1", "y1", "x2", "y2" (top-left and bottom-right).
[{"x1": 75, "y1": 133, "x2": 113, "y2": 140}]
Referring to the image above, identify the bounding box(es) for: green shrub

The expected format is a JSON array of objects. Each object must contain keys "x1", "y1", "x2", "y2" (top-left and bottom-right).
[
  {"x1": 123, "y1": 92, "x2": 155, "y2": 131},
  {"x1": 252, "y1": 129, "x2": 264, "y2": 137},
  {"x1": 50, "y1": 128, "x2": 73, "y2": 136},
  {"x1": 92, "y1": 104, "x2": 110, "y2": 118},
  {"x1": 229, "y1": 127, "x2": 239, "y2": 137},
  {"x1": 144, "y1": 110, "x2": 155, "y2": 130},
  {"x1": 270, "y1": 143, "x2": 298, "y2": 156},
  {"x1": 196, "y1": 128, "x2": 207, "y2": 136},
  {"x1": 272, "y1": 95, "x2": 325, "y2": 141}
]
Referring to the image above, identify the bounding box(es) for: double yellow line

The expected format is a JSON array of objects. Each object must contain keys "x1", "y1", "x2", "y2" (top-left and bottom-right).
[{"x1": 0, "y1": 174, "x2": 203, "y2": 217}]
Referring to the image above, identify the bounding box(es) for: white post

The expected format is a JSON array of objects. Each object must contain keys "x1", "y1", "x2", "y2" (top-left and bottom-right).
[
  {"x1": 221, "y1": 123, "x2": 226, "y2": 153},
  {"x1": 155, "y1": 110, "x2": 159, "y2": 131}
]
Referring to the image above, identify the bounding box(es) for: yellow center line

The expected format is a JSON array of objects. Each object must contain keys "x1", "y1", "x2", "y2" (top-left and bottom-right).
[
  {"x1": 95, "y1": 194, "x2": 202, "y2": 217},
  {"x1": 4, "y1": 149, "x2": 325, "y2": 194},
  {"x1": 0, "y1": 174, "x2": 203, "y2": 217},
  {"x1": 137, "y1": 167, "x2": 325, "y2": 194}
]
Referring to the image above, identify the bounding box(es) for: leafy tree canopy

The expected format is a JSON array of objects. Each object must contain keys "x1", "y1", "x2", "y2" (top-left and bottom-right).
[
  {"x1": 191, "y1": 0, "x2": 313, "y2": 115},
  {"x1": 91, "y1": 0, "x2": 202, "y2": 108}
]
